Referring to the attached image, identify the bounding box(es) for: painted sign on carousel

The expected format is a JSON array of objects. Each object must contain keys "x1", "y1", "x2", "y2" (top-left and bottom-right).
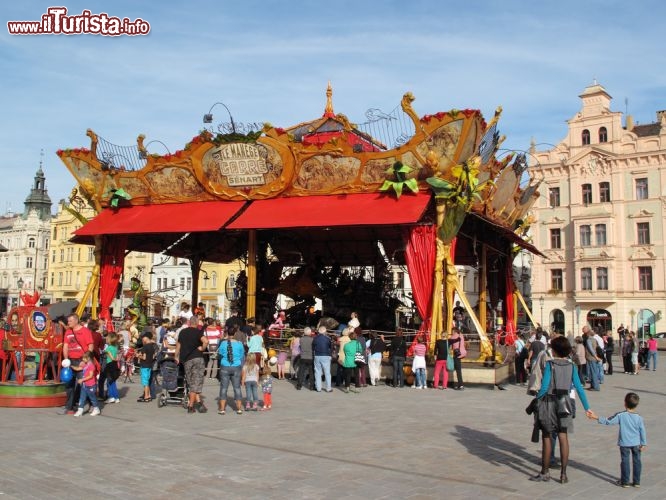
[{"x1": 205, "y1": 143, "x2": 268, "y2": 187}]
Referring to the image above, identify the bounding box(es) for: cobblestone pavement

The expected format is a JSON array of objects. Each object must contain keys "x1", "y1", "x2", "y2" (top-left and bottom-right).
[{"x1": 1, "y1": 354, "x2": 664, "y2": 499}]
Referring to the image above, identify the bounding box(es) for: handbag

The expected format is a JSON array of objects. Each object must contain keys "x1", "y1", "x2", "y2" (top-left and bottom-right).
[
  {"x1": 556, "y1": 393, "x2": 572, "y2": 417},
  {"x1": 445, "y1": 340, "x2": 454, "y2": 371},
  {"x1": 354, "y1": 343, "x2": 366, "y2": 366},
  {"x1": 105, "y1": 360, "x2": 121, "y2": 381}
]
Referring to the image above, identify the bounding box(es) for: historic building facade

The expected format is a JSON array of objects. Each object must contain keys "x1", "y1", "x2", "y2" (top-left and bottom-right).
[
  {"x1": 0, "y1": 167, "x2": 52, "y2": 313},
  {"x1": 530, "y1": 82, "x2": 666, "y2": 338}
]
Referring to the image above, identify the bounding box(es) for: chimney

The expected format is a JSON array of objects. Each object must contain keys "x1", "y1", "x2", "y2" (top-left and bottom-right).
[{"x1": 625, "y1": 115, "x2": 634, "y2": 131}]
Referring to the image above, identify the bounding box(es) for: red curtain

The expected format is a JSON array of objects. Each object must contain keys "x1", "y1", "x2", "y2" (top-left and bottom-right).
[
  {"x1": 404, "y1": 225, "x2": 436, "y2": 342},
  {"x1": 98, "y1": 235, "x2": 127, "y2": 332},
  {"x1": 504, "y1": 257, "x2": 517, "y2": 346}
]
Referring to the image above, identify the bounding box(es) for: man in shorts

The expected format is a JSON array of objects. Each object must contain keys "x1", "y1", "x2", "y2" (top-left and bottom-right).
[{"x1": 175, "y1": 317, "x2": 208, "y2": 413}]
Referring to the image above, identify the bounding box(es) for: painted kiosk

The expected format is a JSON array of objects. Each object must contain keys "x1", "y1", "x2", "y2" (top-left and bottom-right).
[
  {"x1": 0, "y1": 291, "x2": 66, "y2": 407},
  {"x1": 58, "y1": 86, "x2": 543, "y2": 386}
]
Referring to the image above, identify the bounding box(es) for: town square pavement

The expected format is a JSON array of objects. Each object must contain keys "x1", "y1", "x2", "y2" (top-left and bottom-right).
[{"x1": 1, "y1": 353, "x2": 664, "y2": 499}]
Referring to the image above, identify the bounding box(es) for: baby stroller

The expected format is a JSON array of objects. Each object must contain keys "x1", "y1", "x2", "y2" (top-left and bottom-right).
[{"x1": 156, "y1": 352, "x2": 188, "y2": 408}]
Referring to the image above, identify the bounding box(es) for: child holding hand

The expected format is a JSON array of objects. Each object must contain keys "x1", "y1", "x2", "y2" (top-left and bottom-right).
[{"x1": 588, "y1": 392, "x2": 647, "y2": 488}]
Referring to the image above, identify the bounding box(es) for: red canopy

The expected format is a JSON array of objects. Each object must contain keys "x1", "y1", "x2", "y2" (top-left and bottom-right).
[
  {"x1": 74, "y1": 200, "x2": 247, "y2": 236},
  {"x1": 226, "y1": 192, "x2": 431, "y2": 229}
]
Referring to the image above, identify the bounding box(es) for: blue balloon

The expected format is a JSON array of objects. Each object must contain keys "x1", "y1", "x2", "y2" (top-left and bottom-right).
[{"x1": 60, "y1": 367, "x2": 73, "y2": 383}]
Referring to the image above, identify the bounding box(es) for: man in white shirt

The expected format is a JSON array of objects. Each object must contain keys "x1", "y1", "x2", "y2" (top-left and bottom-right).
[
  {"x1": 178, "y1": 303, "x2": 193, "y2": 320},
  {"x1": 593, "y1": 329, "x2": 605, "y2": 383}
]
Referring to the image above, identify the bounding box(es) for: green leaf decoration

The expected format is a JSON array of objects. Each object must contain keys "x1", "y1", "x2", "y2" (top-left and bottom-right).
[
  {"x1": 405, "y1": 178, "x2": 419, "y2": 193},
  {"x1": 381, "y1": 161, "x2": 418, "y2": 199},
  {"x1": 109, "y1": 188, "x2": 132, "y2": 208},
  {"x1": 379, "y1": 180, "x2": 393, "y2": 191}
]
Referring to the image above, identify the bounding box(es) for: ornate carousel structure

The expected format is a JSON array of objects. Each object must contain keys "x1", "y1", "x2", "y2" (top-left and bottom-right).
[
  {"x1": 0, "y1": 291, "x2": 66, "y2": 407},
  {"x1": 55, "y1": 85, "x2": 542, "y2": 383}
]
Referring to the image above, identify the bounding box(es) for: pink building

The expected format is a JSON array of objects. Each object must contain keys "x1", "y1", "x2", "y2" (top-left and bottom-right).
[{"x1": 530, "y1": 81, "x2": 666, "y2": 339}]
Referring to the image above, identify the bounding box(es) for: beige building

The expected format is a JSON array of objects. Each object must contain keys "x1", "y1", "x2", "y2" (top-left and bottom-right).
[
  {"x1": 530, "y1": 82, "x2": 666, "y2": 338},
  {"x1": 0, "y1": 166, "x2": 52, "y2": 312},
  {"x1": 49, "y1": 200, "x2": 152, "y2": 314}
]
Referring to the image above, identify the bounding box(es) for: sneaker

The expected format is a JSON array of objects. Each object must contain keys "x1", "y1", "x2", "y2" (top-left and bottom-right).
[
  {"x1": 90, "y1": 407, "x2": 101, "y2": 417},
  {"x1": 615, "y1": 480, "x2": 629, "y2": 488},
  {"x1": 73, "y1": 409, "x2": 84, "y2": 417},
  {"x1": 105, "y1": 397, "x2": 118, "y2": 404},
  {"x1": 632, "y1": 483, "x2": 640, "y2": 488}
]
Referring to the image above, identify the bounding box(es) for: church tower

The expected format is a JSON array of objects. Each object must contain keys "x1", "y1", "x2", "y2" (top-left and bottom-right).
[{"x1": 23, "y1": 161, "x2": 52, "y2": 221}]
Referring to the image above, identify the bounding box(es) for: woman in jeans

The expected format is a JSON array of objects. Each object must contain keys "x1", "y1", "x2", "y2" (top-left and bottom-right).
[
  {"x1": 390, "y1": 329, "x2": 407, "y2": 388},
  {"x1": 448, "y1": 327, "x2": 465, "y2": 390},
  {"x1": 217, "y1": 329, "x2": 246, "y2": 415}
]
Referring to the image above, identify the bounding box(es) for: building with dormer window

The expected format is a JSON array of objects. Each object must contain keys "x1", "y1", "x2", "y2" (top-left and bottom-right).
[{"x1": 529, "y1": 82, "x2": 666, "y2": 337}]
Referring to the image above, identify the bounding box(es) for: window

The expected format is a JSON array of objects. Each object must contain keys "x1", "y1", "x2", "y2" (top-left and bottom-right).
[
  {"x1": 77, "y1": 248, "x2": 81, "y2": 262},
  {"x1": 212, "y1": 271, "x2": 218, "y2": 288},
  {"x1": 548, "y1": 187, "x2": 560, "y2": 207},
  {"x1": 88, "y1": 247, "x2": 94, "y2": 261},
  {"x1": 550, "y1": 228, "x2": 562, "y2": 249},
  {"x1": 53, "y1": 227, "x2": 57, "y2": 240},
  {"x1": 579, "y1": 225, "x2": 591, "y2": 246},
  {"x1": 582, "y1": 129, "x2": 590, "y2": 145},
  {"x1": 581, "y1": 268, "x2": 592, "y2": 290},
  {"x1": 186, "y1": 277, "x2": 192, "y2": 291},
  {"x1": 599, "y1": 127, "x2": 608, "y2": 143},
  {"x1": 58, "y1": 272, "x2": 63, "y2": 286},
  {"x1": 582, "y1": 184, "x2": 592, "y2": 205},
  {"x1": 28, "y1": 238, "x2": 35, "y2": 249},
  {"x1": 638, "y1": 266, "x2": 653, "y2": 291},
  {"x1": 26, "y1": 257, "x2": 33, "y2": 269},
  {"x1": 551, "y1": 269, "x2": 563, "y2": 291},
  {"x1": 635, "y1": 178, "x2": 648, "y2": 200},
  {"x1": 171, "y1": 279, "x2": 176, "y2": 288},
  {"x1": 59, "y1": 249, "x2": 64, "y2": 262},
  {"x1": 52, "y1": 250, "x2": 56, "y2": 263},
  {"x1": 597, "y1": 267, "x2": 608, "y2": 290},
  {"x1": 180, "y1": 277, "x2": 185, "y2": 291},
  {"x1": 637, "y1": 222, "x2": 650, "y2": 244},
  {"x1": 599, "y1": 182, "x2": 611, "y2": 202},
  {"x1": 50, "y1": 273, "x2": 54, "y2": 286},
  {"x1": 595, "y1": 224, "x2": 607, "y2": 246}
]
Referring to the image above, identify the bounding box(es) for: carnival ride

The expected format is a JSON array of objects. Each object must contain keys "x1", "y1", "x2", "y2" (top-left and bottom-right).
[
  {"x1": 0, "y1": 291, "x2": 67, "y2": 407},
  {"x1": 57, "y1": 84, "x2": 542, "y2": 366}
]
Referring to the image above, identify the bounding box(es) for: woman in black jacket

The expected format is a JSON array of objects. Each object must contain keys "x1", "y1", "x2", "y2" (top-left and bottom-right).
[{"x1": 390, "y1": 329, "x2": 407, "y2": 387}]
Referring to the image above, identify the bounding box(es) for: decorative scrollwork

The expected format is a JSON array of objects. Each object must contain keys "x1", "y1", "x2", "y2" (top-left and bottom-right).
[
  {"x1": 214, "y1": 121, "x2": 265, "y2": 135},
  {"x1": 358, "y1": 104, "x2": 415, "y2": 149}
]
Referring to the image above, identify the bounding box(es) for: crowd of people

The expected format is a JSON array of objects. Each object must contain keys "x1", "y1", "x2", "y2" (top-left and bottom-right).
[
  {"x1": 49, "y1": 308, "x2": 653, "y2": 487},
  {"x1": 55, "y1": 307, "x2": 476, "y2": 417}
]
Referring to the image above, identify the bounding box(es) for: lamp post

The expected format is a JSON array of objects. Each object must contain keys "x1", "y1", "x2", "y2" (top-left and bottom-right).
[
  {"x1": 539, "y1": 296, "x2": 544, "y2": 327},
  {"x1": 203, "y1": 102, "x2": 237, "y2": 133},
  {"x1": 575, "y1": 304, "x2": 581, "y2": 333}
]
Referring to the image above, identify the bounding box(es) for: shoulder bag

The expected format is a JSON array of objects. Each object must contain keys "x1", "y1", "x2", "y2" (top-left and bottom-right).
[{"x1": 354, "y1": 342, "x2": 366, "y2": 366}]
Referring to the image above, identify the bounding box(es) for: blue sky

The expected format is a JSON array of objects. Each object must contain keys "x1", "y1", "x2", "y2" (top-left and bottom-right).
[{"x1": 1, "y1": 0, "x2": 665, "y2": 214}]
